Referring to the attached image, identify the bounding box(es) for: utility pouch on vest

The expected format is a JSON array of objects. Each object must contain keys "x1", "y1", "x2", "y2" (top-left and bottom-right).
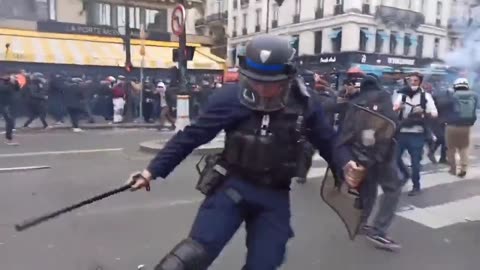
[
  {"x1": 195, "y1": 154, "x2": 228, "y2": 196},
  {"x1": 224, "y1": 115, "x2": 276, "y2": 173}
]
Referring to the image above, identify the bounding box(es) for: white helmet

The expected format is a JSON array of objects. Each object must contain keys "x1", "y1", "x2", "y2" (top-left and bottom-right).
[{"x1": 453, "y1": 78, "x2": 469, "y2": 90}]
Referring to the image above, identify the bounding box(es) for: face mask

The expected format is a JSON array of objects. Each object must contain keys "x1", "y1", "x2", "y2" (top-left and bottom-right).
[{"x1": 411, "y1": 86, "x2": 419, "y2": 91}]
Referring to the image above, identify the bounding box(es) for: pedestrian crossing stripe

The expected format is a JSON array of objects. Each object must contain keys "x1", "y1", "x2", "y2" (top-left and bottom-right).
[
  {"x1": 307, "y1": 157, "x2": 480, "y2": 230},
  {"x1": 397, "y1": 195, "x2": 480, "y2": 229}
]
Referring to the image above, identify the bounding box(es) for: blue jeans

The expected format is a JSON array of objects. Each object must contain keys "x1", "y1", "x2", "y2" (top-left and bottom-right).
[
  {"x1": 189, "y1": 176, "x2": 294, "y2": 269},
  {"x1": 396, "y1": 133, "x2": 425, "y2": 190}
]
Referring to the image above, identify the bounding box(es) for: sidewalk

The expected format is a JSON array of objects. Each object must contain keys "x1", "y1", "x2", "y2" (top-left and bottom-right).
[{"x1": 0, "y1": 116, "x2": 163, "y2": 131}]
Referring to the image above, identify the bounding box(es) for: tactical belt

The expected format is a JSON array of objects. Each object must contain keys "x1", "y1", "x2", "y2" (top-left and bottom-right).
[{"x1": 228, "y1": 167, "x2": 291, "y2": 190}]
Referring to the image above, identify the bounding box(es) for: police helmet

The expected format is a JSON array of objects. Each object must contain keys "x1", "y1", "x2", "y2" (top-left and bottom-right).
[
  {"x1": 453, "y1": 78, "x2": 469, "y2": 90},
  {"x1": 238, "y1": 35, "x2": 297, "y2": 112}
]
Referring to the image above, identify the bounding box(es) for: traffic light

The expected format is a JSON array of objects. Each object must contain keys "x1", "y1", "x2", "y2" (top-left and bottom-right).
[
  {"x1": 125, "y1": 62, "x2": 133, "y2": 73},
  {"x1": 172, "y1": 46, "x2": 195, "y2": 62}
]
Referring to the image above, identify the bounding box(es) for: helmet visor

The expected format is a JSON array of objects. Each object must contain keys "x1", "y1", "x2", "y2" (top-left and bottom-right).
[{"x1": 239, "y1": 76, "x2": 290, "y2": 112}]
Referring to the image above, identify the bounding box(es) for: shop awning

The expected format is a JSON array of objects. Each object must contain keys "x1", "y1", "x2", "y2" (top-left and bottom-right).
[{"x1": 0, "y1": 28, "x2": 225, "y2": 70}]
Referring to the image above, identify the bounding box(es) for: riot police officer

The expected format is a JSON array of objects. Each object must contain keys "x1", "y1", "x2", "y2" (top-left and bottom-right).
[
  {"x1": 337, "y1": 74, "x2": 402, "y2": 251},
  {"x1": 127, "y1": 35, "x2": 364, "y2": 270}
]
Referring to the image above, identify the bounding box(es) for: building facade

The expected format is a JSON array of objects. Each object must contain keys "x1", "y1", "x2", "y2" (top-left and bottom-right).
[
  {"x1": 0, "y1": 0, "x2": 210, "y2": 43},
  {"x1": 228, "y1": 0, "x2": 451, "y2": 73},
  {"x1": 195, "y1": 0, "x2": 228, "y2": 58},
  {"x1": 0, "y1": 0, "x2": 225, "y2": 75}
]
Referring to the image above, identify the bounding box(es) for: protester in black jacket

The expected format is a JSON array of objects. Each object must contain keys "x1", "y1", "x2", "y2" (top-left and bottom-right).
[
  {"x1": 23, "y1": 73, "x2": 49, "y2": 129},
  {"x1": 0, "y1": 72, "x2": 20, "y2": 145},
  {"x1": 64, "y1": 78, "x2": 86, "y2": 132}
]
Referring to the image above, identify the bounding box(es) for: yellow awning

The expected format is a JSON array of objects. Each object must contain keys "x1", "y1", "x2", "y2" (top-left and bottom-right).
[{"x1": 0, "y1": 28, "x2": 225, "y2": 70}]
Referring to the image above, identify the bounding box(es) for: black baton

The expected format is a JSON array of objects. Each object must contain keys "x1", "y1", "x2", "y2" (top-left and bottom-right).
[{"x1": 15, "y1": 183, "x2": 133, "y2": 232}]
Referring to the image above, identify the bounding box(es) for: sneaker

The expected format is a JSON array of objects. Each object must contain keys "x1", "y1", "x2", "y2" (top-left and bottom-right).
[
  {"x1": 439, "y1": 158, "x2": 448, "y2": 164},
  {"x1": 427, "y1": 152, "x2": 437, "y2": 164},
  {"x1": 366, "y1": 233, "x2": 402, "y2": 251},
  {"x1": 408, "y1": 188, "x2": 421, "y2": 197},
  {"x1": 5, "y1": 140, "x2": 19, "y2": 146},
  {"x1": 458, "y1": 171, "x2": 467, "y2": 178},
  {"x1": 72, "y1": 128, "x2": 84, "y2": 133}
]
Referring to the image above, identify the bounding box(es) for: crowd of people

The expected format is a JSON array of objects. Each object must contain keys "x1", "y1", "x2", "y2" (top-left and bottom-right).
[
  {"x1": 296, "y1": 67, "x2": 478, "y2": 249},
  {"x1": 0, "y1": 70, "x2": 223, "y2": 145}
]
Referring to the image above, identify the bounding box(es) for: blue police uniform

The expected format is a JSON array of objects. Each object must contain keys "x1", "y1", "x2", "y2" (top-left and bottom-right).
[{"x1": 147, "y1": 83, "x2": 352, "y2": 270}]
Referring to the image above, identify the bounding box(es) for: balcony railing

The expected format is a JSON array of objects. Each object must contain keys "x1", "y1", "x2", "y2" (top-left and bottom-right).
[
  {"x1": 293, "y1": 14, "x2": 300, "y2": 23},
  {"x1": 272, "y1": 20, "x2": 278, "y2": 28},
  {"x1": 375, "y1": 5, "x2": 425, "y2": 30},
  {"x1": 334, "y1": 4, "x2": 344, "y2": 15},
  {"x1": 315, "y1": 8, "x2": 324, "y2": 19},
  {"x1": 206, "y1": 12, "x2": 228, "y2": 25},
  {"x1": 195, "y1": 18, "x2": 206, "y2": 28},
  {"x1": 362, "y1": 4, "x2": 370, "y2": 15}
]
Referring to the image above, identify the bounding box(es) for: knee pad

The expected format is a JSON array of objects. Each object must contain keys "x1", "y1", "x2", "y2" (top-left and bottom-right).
[{"x1": 154, "y1": 238, "x2": 209, "y2": 270}]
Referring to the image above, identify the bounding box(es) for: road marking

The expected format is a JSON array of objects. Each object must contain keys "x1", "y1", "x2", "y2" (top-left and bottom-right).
[
  {"x1": 307, "y1": 167, "x2": 327, "y2": 178},
  {"x1": 397, "y1": 196, "x2": 480, "y2": 229},
  {"x1": 0, "y1": 165, "x2": 51, "y2": 173},
  {"x1": 0, "y1": 148, "x2": 123, "y2": 158}
]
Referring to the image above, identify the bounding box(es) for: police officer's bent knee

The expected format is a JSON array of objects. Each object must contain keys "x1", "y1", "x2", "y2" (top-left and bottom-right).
[{"x1": 127, "y1": 35, "x2": 364, "y2": 270}]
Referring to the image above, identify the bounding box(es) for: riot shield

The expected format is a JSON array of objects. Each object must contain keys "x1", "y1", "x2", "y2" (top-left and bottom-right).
[
  {"x1": 321, "y1": 167, "x2": 362, "y2": 240},
  {"x1": 321, "y1": 103, "x2": 396, "y2": 240}
]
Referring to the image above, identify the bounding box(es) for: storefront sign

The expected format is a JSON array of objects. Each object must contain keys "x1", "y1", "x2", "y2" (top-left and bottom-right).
[
  {"x1": 38, "y1": 21, "x2": 120, "y2": 36},
  {"x1": 37, "y1": 21, "x2": 170, "y2": 41},
  {"x1": 319, "y1": 56, "x2": 336, "y2": 63},
  {"x1": 387, "y1": 57, "x2": 416, "y2": 66}
]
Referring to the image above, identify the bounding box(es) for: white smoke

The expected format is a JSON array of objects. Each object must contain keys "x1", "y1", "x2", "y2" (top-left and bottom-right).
[{"x1": 444, "y1": 6, "x2": 480, "y2": 70}]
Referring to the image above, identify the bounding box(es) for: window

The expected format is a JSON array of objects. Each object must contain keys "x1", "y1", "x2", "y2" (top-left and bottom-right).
[
  {"x1": 255, "y1": 9, "x2": 261, "y2": 26},
  {"x1": 242, "y1": 13, "x2": 247, "y2": 29},
  {"x1": 420, "y1": 0, "x2": 425, "y2": 13},
  {"x1": 390, "y1": 32, "x2": 397, "y2": 54},
  {"x1": 233, "y1": 0, "x2": 238, "y2": 9},
  {"x1": 90, "y1": 2, "x2": 112, "y2": 26},
  {"x1": 295, "y1": 0, "x2": 301, "y2": 15},
  {"x1": 336, "y1": 0, "x2": 343, "y2": 4},
  {"x1": 233, "y1": 16, "x2": 237, "y2": 31},
  {"x1": 434, "y1": 38, "x2": 440, "y2": 58},
  {"x1": 404, "y1": 33, "x2": 411, "y2": 55},
  {"x1": 48, "y1": 0, "x2": 56, "y2": 20},
  {"x1": 408, "y1": 0, "x2": 412, "y2": 9},
  {"x1": 129, "y1": 7, "x2": 141, "y2": 29},
  {"x1": 436, "y1": 1, "x2": 442, "y2": 16},
  {"x1": 145, "y1": 9, "x2": 158, "y2": 25},
  {"x1": 416, "y1": 35, "x2": 423, "y2": 57},
  {"x1": 291, "y1": 35, "x2": 300, "y2": 57},
  {"x1": 272, "y1": 4, "x2": 279, "y2": 21},
  {"x1": 450, "y1": 38, "x2": 457, "y2": 50},
  {"x1": 317, "y1": 0, "x2": 324, "y2": 9},
  {"x1": 314, "y1": 31, "x2": 322, "y2": 54},
  {"x1": 331, "y1": 28, "x2": 342, "y2": 53},
  {"x1": 359, "y1": 28, "x2": 368, "y2": 51},
  {"x1": 436, "y1": 1, "x2": 442, "y2": 26},
  {"x1": 375, "y1": 30, "x2": 384, "y2": 53}
]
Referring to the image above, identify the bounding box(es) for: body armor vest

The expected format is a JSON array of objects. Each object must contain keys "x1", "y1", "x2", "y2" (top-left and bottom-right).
[{"x1": 223, "y1": 96, "x2": 308, "y2": 185}]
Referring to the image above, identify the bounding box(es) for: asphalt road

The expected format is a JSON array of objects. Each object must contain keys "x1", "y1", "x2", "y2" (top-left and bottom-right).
[{"x1": 1, "y1": 128, "x2": 480, "y2": 270}]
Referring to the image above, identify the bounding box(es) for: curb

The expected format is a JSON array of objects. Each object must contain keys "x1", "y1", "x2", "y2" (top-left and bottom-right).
[
  {"x1": 0, "y1": 123, "x2": 162, "y2": 132},
  {"x1": 139, "y1": 139, "x2": 224, "y2": 155}
]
